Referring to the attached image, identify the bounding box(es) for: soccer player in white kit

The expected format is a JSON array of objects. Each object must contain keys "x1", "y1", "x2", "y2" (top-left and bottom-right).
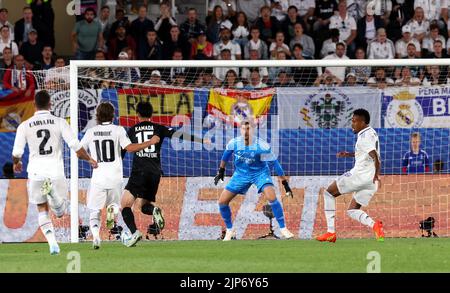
[
  {"x1": 316, "y1": 109, "x2": 385, "y2": 243},
  {"x1": 12, "y1": 91, "x2": 98, "y2": 255},
  {"x1": 80, "y1": 102, "x2": 159, "y2": 249}
]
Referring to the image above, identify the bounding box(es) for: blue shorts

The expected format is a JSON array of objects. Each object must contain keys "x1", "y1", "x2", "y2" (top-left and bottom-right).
[{"x1": 225, "y1": 171, "x2": 274, "y2": 195}]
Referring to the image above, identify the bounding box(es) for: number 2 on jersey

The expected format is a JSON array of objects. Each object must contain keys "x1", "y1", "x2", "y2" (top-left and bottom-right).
[
  {"x1": 37, "y1": 129, "x2": 52, "y2": 155},
  {"x1": 136, "y1": 131, "x2": 155, "y2": 154}
]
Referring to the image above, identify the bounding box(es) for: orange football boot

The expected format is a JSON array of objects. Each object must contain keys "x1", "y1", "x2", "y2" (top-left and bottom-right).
[
  {"x1": 315, "y1": 232, "x2": 337, "y2": 243},
  {"x1": 373, "y1": 221, "x2": 385, "y2": 242}
]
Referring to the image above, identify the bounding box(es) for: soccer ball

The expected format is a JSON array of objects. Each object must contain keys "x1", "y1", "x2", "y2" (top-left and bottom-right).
[{"x1": 120, "y1": 231, "x2": 132, "y2": 245}]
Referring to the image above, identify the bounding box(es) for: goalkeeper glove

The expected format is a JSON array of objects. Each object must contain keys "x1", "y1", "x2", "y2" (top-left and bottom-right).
[
  {"x1": 214, "y1": 167, "x2": 225, "y2": 185},
  {"x1": 282, "y1": 180, "x2": 293, "y2": 198}
]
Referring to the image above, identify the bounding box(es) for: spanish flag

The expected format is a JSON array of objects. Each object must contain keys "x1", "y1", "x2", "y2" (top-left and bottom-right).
[
  {"x1": 0, "y1": 90, "x2": 35, "y2": 132},
  {"x1": 207, "y1": 88, "x2": 274, "y2": 126}
]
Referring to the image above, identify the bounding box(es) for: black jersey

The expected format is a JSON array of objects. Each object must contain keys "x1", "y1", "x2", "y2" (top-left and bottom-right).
[{"x1": 126, "y1": 121, "x2": 175, "y2": 175}]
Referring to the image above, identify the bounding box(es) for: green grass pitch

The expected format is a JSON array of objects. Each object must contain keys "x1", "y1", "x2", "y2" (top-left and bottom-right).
[{"x1": 0, "y1": 238, "x2": 449, "y2": 273}]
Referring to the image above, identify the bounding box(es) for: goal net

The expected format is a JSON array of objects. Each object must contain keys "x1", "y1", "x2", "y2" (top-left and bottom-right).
[{"x1": 2, "y1": 59, "x2": 450, "y2": 243}]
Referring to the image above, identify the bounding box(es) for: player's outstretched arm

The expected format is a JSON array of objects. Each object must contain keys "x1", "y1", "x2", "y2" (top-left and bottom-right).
[
  {"x1": 125, "y1": 135, "x2": 161, "y2": 153},
  {"x1": 369, "y1": 150, "x2": 381, "y2": 187},
  {"x1": 336, "y1": 151, "x2": 355, "y2": 158}
]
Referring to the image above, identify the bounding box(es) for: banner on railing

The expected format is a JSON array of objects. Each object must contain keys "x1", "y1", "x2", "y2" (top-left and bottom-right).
[
  {"x1": 383, "y1": 87, "x2": 450, "y2": 128},
  {"x1": 277, "y1": 87, "x2": 382, "y2": 129}
]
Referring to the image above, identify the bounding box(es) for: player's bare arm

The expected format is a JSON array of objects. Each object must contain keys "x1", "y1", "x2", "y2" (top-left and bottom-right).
[
  {"x1": 369, "y1": 150, "x2": 381, "y2": 187},
  {"x1": 12, "y1": 156, "x2": 22, "y2": 172},
  {"x1": 337, "y1": 151, "x2": 355, "y2": 158},
  {"x1": 76, "y1": 147, "x2": 98, "y2": 168}
]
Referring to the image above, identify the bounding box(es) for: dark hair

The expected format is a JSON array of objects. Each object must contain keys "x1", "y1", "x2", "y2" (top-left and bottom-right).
[
  {"x1": 84, "y1": 7, "x2": 96, "y2": 17},
  {"x1": 96, "y1": 102, "x2": 115, "y2": 123},
  {"x1": 293, "y1": 43, "x2": 303, "y2": 51},
  {"x1": 353, "y1": 109, "x2": 370, "y2": 124},
  {"x1": 35, "y1": 90, "x2": 51, "y2": 109},
  {"x1": 288, "y1": 5, "x2": 298, "y2": 12},
  {"x1": 136, "y1": 102, "x2": 153, "y2": 118},
  {"x1": 429, "y1": 23, "x2": 439, "y2": 31},
  {"x1": 101, "y1": 5, "x2": 110, "y2": 11}
]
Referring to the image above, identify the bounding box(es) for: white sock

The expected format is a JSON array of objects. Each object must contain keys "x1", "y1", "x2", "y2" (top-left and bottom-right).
[
  {"x1": 89, "y1": 210, "x2": 101, "y2": 240},
  {"x1": 347, "y1": 209, "x2": 375, "y2": 228},
  {"x1": 323, "y1": 190, "x2": 336, "y2": 233},
  {"x1": 38, "y1": 211, "x2": 57, "y2": 245}
]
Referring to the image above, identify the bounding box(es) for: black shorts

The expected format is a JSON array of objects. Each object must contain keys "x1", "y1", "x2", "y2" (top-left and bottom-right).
[{"x1": 125, "y1": 171, "x2": 161, "y2": 202}]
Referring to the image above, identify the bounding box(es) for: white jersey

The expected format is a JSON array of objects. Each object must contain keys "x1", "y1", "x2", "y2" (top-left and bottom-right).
[
  {"x1": 81, "y1": 122, "x2": 131, "y2": 189},
  {"x1": 12, "y1": 110, "x2": 81, "y2": 180},
  {"x1": 351, "y1": 126, "x2": 379, "y2": 175}
]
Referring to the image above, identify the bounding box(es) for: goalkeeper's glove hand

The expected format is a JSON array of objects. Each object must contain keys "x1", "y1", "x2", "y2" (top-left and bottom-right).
[
  {"x1": 214, "y1": 167, "x2": 225, "y2": 185},
  {"x1": 282, "y1": 180, "x2": 293, "y2": 198}
]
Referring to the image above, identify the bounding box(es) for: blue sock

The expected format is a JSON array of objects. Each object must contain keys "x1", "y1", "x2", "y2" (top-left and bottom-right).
[
  {"x1": 219, "y1": 204, "x2": 233, "y2": 229},
  {"x1": 269, "y1": 199, "x2": 286, "y2": 229}
]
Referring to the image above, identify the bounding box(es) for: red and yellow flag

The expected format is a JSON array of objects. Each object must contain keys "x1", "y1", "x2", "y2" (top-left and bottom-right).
[{"x1": 0, "y1": 91, "x2": 34, "y2": 132}]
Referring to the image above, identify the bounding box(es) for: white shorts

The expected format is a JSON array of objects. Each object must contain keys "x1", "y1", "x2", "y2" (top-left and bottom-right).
[
  {"x1": 336, "y1": 170, "x2": 378, "y2": 206},
  {"x1": 87, "y1": 184, "x2": 121, "y2": 211},
  {"x1": 27, "y1": 178, "x2": 67, "y2": 206}
]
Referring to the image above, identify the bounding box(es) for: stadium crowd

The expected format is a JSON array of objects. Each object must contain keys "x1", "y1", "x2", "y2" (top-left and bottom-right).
[{"x1": 1, "y1": 0, "x2": 450, "y2": 90}]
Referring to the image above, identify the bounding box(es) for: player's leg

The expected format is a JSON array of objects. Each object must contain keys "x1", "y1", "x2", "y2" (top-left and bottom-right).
[
  {"x1": 139, "y1": 174, "x2": 164, "y2": 230},
  {"x1": 121, "y1": 189, "x2": 138, "y2": 233},
  {"x1": 29, "y1": 179, "x2": 60, "y2": 254},
  {"x1": 105, "y1": 186, "x2": 121, "y2": 230},
  {"x1": 218, "y1": 189, "x2": 238, "y2": 241},
  {"x1": 261, "y1": 185, "x2": 294, "y2": 239},
  {"x1": 47, "y1": 178, "x2": 69, "y2": 218},
  {"x1": 87, "y1": 185, "x2": 107, "y2": 249}
]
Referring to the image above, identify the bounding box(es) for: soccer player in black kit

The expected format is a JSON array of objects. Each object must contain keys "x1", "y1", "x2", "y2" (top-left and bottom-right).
[{"x1": 121, "y1": 102, "x2": 207, "y2": 247}]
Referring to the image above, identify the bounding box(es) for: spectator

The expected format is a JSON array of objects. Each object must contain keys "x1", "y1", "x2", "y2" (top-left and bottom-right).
[
  {"x1": 270, "y1": 0, "x2": 289, "y2": 22},
  {"x1": 269, "y1": 31, "x2": 290, "y2": 59},
  {"x1": 191, "y1": 30, "x2": 213, "y2": 60},
  {"x1": 208, "y1": 0, "x2": 237, "y2": 18},
  {"x1": 72, "y1": 8, "x2": 103, "y2": 60},
  {"x1": 402, "y1": 132, "x2": 430, "y2": 174},
  {"x1": 241, "y1": 49, "x2": 269, "y2": 84},
  {"x1": 3, "y1": 54, "x2": 35, "y2": 99},
  {"x1": 280, "y1": 5, "x2": 306, "y2": 44},
  {"x1": 320, "y1": 28, "x2": 341, "y2": 58},
  {"x1": 19, "y1": 29, "x2": 43, "y2": 67},
  {"x1": 401, "y1": 43, "x2": 424, "y2": 79},
  {"x1": 222, "y1": 69, "x2": 243, "y2": 88},
  {"x1": 140, "y1": 29, "x2": 162, "y2": 60},
  {"x1": 144, "y1": 70, "x2": 166, "y2": 85},
  {"x1": 194, "y1": 68, "x2": 215, "y2": 87},
  {"x1": 162, "y1": 25, "x2": 190, "y2": 60},
  {"x1": 0, "y1": 25, "x2": 18, "y2": 58},
  {"x1": 171, "y1": 72, "x2": 188, "y2": 87},
  {"x1": 394, "y1": 66, "x2": 421, "y2": 86},
  {"x1": 96, "y1": 5, "x2": 112, "y2": 42},
  {"x1": 2, "y1": 162, "x2": 14, "y2": 179},
  {"x1": 154, "y1": 1, "x2": 177, "y2": 44},
  {"x1": 213, "y1": 26, "x2": 241, "y2": 60},
  {"x1": 29, "y1": 0, "x2": 54, "y2": 48},
  {"x1": 0, "y1": 47, "x2": 13, "y2": 84},
  {"x1": 271, "y1": 70, "x2": 295, "y2": 87},
  {"x1": 268, "y1": 50, "x2": 290, "y2": 81},
  {"x1": 367, "y1": 67, "x2": 394, "y2": 89},
  {"x1": 130, "y1": 5, "x2": 154, "y2": 60},
  {"x1": 395, "y1": 24, "x2": 421, "y2": 58},
  {"x1": 0, "y1": 8, "x2": 14, "y2": 41},
  {"x1": 313, "y1": 72, "x2": 342, "y2": 87},
  {"x1": 318, "y1": 42, "x2": 349, "y2": 81},
  {"x1": 314, "y1": 0, "x2": 339, "y2": 34},
  {"x1": 206, "y1": 5, "x2": 230, "y2": 44},
  {"x1": 387, "y1": 0, "x2": 415, "y2": 41},
  {"x1": 236, "y1": 0, "x2": 269, "y2": 24},
  {"x1": 255, "y1": 6, "x2": 280, "y2": 45},
  {"x1": 423, "y1": 23, "x2": 445, "y2": 56},
  {"x1": 356, "y1": 7, "x2": 384, "y2": 51},
  {"x1": 289, "y1": 23, "x2": 314, "y2": 58},
  {"x1": 329, "y1": 0, "x2": 357, "y2": 56},
  {"x1": 113, "y1": 51, "x2": 140, "y2": 86},
  {"x1": 414, "y1": 0, "x2": 448, "y2": 28},
  {"x1": 291, "y1": 44, "x2": 318, "y2": 86},
  {"x1": 168, "y1": 49, "x2": 188, "y2": 82},
  {"x1": 343, "y1": 72, "x2": 357, "y2": 86},
  {"x1": 367, "y1": 0, "x2": 392, "y2": 26},
  {"x1": 244, "y1": 69, "x2": 267, "y2": 89},
  {"x1": 108, "y1": 23, "x2": 136, "y2": 60},
  {"x1": 213, "y1": 48, "x2": 238, "y2": 82},
  {"x1": 128, "y1": 0, "x2": 148, "y2": 15},
  {"x1": 291, "y1": 0, "x2": 316, "y2": 32},
  {"x1": 407, "y1": 6, "x2": 430, "y2": 43},
  {"x1": 180, "y1": 8, "x2": 206, "y2": 44},
  {"x1": 109, "y1": 8, "x2": 130, "y2": 41},
  {"x1": 367, "y1": 28, "x2": 395, "y2": 59},
  {"x1": 427, "y1": 39, "x2": 448, "y2": 58},
  {"x1": 35, "y1": 45, "x2": 53, "y2": 70},
  {"x1": 232, "y1": 12, "x2": 250, "y2": 52},
  {"x1": 14, "y1": 6, "x2": 47, "y2": 49},
  {"x1": 348, "y1": 47, "x2": 370, "y2": 84},
  {"x1": 422, "y1": 65, "x2": 449, "y2": 86},
  {"x1": 244, "y1": 26, "x2": 268, "y2": 59},
  {"x1": 45, "y1": 56, "x2": 68, "y2": 90}
]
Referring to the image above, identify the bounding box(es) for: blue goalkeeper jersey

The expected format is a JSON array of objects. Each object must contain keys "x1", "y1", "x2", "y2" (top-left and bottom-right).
[
  {"x1": 223, "y1": 136, "x2": 277, "y2": 175},
  {"x1": 402, "y1": 149, "x2": 430, "y2": 173}
]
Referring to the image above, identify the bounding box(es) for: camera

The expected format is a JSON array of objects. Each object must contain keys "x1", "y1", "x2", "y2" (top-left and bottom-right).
[{"x1": 419, "y1": 217, "x2": 438, "y2": 237}]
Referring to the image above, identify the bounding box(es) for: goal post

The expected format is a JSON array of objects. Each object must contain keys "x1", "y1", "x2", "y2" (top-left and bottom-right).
[{"x1": 69, "y1": 58, "x2": 450, "y2": 243}]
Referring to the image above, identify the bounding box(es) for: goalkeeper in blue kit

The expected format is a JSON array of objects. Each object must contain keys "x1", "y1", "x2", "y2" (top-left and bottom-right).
[{"x1": 214, "y1": 120, "x2": 295, "y2": 240}]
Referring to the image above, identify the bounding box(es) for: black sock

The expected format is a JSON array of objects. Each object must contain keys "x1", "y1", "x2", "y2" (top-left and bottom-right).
[
  {"x1": 141, "y1": 203, "x2": 154, "y2": 215},
  {"x1": 121, "y1": 207, "x2": 137, "y2": 233}
]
